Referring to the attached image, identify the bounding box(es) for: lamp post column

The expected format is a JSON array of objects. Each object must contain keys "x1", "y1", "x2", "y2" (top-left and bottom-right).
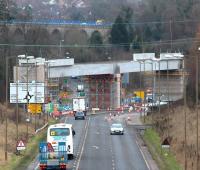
[{"x1": 5, "y1": 57, "x2": 8, "y2": 161}]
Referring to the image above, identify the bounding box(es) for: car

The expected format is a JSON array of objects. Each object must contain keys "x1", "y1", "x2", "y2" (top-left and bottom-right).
[
  {"x1": 110, "y1": 123, "x2": 124, "y2": 135},
  {"x1": 75, "y1": 111, "x2": 85, "y2": 120}
]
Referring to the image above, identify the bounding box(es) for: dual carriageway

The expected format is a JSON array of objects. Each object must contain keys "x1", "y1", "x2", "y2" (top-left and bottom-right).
[{"x1": 28, "y1": 111, "x2": 155, "y2": 170}]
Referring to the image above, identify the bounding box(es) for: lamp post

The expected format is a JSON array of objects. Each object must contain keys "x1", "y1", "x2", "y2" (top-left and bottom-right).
[
  {"x1": 144, "y1": 60, "x2": 154, "y2": 118},
  {"x1": 15, "y1": 58, "x2": 19, "y2": 143},
  {"x1": 34, "y1": 59, "x2": 38, "y2": 132},
  {"x1": 134, "y1": 56, "x2": 154, "y2": 122},
  {"x1": 164, "y1": 53, "x2": 184, "y2": 139},
  {"x1": 152, "y1": 58, "x2": 161, "y2": 122},
  {"x1": 139, "y1": 61, "x2": 142, "y2": 118},
  {"x1": 197, "y1": 48, "x2": 200, "y2": 170},
  {"x1": 183, "y1": 54, "x2": 187, "y2": 170},
  {"x1": 5, "y1": 55, "x2": 20, "y2": 160},
  {"x1": 18, "y1": 55, "x2": 34, "y2": 139},
  {"x1": 5, "y1": 56, "x2": 9, "y2": 161},
  {"x1": 143, "y1": 61, "x2": 146, "y2": 123},
  {"x1": 44, "y1": 60, "x2": 55, "y2": 122}
]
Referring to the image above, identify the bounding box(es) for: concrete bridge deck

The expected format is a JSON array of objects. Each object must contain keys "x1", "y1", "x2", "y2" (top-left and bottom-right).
[{"x1": 48, "y1": 53, "x2": 183, "y2": 78}]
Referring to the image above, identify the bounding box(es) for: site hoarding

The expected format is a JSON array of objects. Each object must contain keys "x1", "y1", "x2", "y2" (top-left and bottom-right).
[{"x1": 10, "y1": 83, "x2": 44, "y2": 103}]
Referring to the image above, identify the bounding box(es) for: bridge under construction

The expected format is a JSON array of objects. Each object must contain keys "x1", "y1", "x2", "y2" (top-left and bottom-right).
[{"x1": 14, "y1": 53, "x2": 184, "y2": 109}]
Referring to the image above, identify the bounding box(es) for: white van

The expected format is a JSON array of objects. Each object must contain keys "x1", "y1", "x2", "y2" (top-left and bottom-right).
[{"x1": 47, "y1": 123, "x2": 75, "y2": 159}]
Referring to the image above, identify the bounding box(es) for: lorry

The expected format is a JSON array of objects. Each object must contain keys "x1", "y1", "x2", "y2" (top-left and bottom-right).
[
  {"x1": 77, "y1": 84, "x2": 84, "y2": 92},
  {"x1": 39, "y1": 142, "x2": 68, "y2": 170},
  {"x1": 72, "y1": 97, "x2": 86, "y2": 116}
]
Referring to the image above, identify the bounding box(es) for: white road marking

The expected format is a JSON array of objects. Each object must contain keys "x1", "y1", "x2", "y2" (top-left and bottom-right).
[
  {"x1": 135, "y1": 140, "x2": 150, "y2": 170},
  {"x1": 34, "y1": 163, "x2": 39, "y2": 170},
  {"x1": 92, "y1": 145, "x2": 99, "y2": 149},
  {"x1": 75, "y1": 117, "x2": 90, "y2": 170}
]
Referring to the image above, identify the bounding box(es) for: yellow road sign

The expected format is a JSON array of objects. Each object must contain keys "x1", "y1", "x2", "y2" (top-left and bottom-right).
[
  {"x1": 28, "y1": 104, "x2": 42, "y2": 114},
  {"x1": 134, "y1": 91, "x2": 145, "y2": 99}
]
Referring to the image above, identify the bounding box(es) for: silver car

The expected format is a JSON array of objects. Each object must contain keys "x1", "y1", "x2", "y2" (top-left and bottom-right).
[{"x1": 110, "y1": 123, "x2": 124, "y2": 135}]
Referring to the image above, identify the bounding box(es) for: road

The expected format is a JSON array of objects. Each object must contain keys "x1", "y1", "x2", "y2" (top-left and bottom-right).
[
  {"x1": 28, "y1": 113, "x2": 149, "y2": 170},
  {"x1": 62, "y1": 113, "x2": 149, "y2": 170}
]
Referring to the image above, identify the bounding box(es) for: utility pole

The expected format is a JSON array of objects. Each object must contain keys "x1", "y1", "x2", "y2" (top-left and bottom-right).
[
  {"x1": 5, "y1": 57, "x2": 8, "y2": 161},
  {"x1": 18, "y1": 55, "x2": 34, "y2": 139},
  {"x1": 167, "y1": 59, "x2": 170, "y2": 138},
  {"x1": 196, "y1": 55, "x2": 199, "y2": 170},
  {"x1": 15, "y1": 58, "x2": 19, "y2": 142},
  {"x1": 183, "y1": 56, "x2": 187, "y2": 170},
  {"x1": 139, "y1": 62, "x2": 142, "y2": 118},
  {"x1": 143, "y1": 61, "x2": 146, "y2": 123},
  {"x1": 34, "y1": 60, "x2": 38, "y2": 132},
  {"x1": 26, "y1": 55, "x2": 29, "y2": 139},
  {"x1": 159, "y1": 60, "x2": 161, "y2": 117}
]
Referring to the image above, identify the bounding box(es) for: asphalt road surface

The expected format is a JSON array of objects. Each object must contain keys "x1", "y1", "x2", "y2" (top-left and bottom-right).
[
  {"x1": 67, "y1": 113, "x2": 148, "y2": 170},
  {"x1": 28, "y1": 113, "x2": 149, "y2": 170}
]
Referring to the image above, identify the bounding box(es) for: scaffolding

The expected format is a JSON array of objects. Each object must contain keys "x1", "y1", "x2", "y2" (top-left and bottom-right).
[{"x1": 88, "y1": 75, "x2": 113, "y2": 109}]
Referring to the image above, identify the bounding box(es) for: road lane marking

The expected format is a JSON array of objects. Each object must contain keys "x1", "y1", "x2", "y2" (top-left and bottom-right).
[
  {"x1": 75, "y1": 117, "x2": 90, "y2": 170},
  {"x1": 136, "y1": 140, "x2": 150, "y2": 170},
  {"x1": 92, "y1": 145, "x2": 99, "y2": 149},
  {"x1": 34, "y1": 163, "x2": 39, "y2": 170}
]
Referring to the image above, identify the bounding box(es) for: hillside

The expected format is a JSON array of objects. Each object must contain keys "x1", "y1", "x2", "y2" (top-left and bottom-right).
[
  {"x1": 12, "y1": 0, "x2": 137, "y2": 21},
  {"x1": 153, "y1": 103, "x2": 199, "y2": 170}
]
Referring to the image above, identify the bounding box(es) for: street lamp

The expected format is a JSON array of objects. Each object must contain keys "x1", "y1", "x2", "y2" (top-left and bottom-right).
[
  {"x1": 5, "y1": 55, "x2": 22, "y2": 160},
  {"x1": 18, "y1": 55, "x2": 34, "y2": 139},
  {"x1": 152, "y1": 57, "x2": 161, "y2": 118},
  {"x1": 134, "y1": 60, "x2": 143, "y2": 118},
  {"x1": 5, "y1": 56, "x2": 12, "y2": 160},
  {"x1": 59, "y1": 40, "x2": 64, "y2": 57},
  {"x1": 44, "y1": 60, "x2": 55, "y2": 122},
  {"x1": 134, "y1": 54, "x2": 155, "y2": 122},
  {"x1": 34, "y1": 59, "x2": 39, "y2": 132},
  {"x1": 144, "y1": 60, "x2": 154, "y2": 111},
  {"x1": 164, "y1": 53, "x2": 184, "y2": 138},
  {"x1": 197, "y1": 48, "x2": 200, "y2": 170}
]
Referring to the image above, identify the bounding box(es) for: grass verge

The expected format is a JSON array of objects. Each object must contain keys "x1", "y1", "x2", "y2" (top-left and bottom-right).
[
  {"x1": 2, "y1": 119, "x2": 57, "y2": 170},
  {"x1": 143, "y1": 128, "x2": 182, "y2": 170}
]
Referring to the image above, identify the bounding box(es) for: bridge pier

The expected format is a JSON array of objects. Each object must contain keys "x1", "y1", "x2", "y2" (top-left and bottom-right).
[{"x1": 112, "y1": 74, "x2": 121, "y2": 109}]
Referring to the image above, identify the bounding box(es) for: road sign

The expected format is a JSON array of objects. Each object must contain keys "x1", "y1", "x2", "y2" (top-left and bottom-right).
[
  {"x1": 28, "y1": 104, "x2": 42, "y2": 114},
  {"x1": 64, "y1": 79, "x2": 67, "y2": 84},
  {"x1": 10, "y1": 83, "x2": 45, "y2": 103},
  {"x1": 134, "y1": 91, "x2": 144, "y2": 100},
  {"x1": 161, "y1": 138, "x2": 170, "y2": 148},
  {"x1": 47, "y1": 142, "x2": 54, "y2": 152},
  {"x1": 79, "y1": 92, "x2": 85, "y2": 97},
  {"x1": 16, "y1": 140, "x2": 26, "y2": 151}
]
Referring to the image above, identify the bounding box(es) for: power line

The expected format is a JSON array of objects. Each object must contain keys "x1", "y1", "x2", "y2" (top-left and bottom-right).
[{"x1": 0, "y1": 37, "x2": 199, "y2": 48}]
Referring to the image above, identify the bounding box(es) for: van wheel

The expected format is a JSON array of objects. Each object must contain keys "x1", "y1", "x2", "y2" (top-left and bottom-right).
[{"x1": 68, "y1": 154, "x2": 74, "y2": 160}]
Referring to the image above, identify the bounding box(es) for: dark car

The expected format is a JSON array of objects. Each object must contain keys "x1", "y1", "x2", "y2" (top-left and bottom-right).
[{"x1": 75, "y1": 111, "x2": 85, "y2": 120}]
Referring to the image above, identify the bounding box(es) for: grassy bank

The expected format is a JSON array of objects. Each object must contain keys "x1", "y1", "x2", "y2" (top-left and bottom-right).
[
  {"x1": 3, "y1": 130, "x2": 46, "y2": 170},
  {"x1": 143, "y1": 128, "x2": 182, "y2": 170},
  {"x1": 2, "y1": 119, "x2": 57, "y2": 170}
]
